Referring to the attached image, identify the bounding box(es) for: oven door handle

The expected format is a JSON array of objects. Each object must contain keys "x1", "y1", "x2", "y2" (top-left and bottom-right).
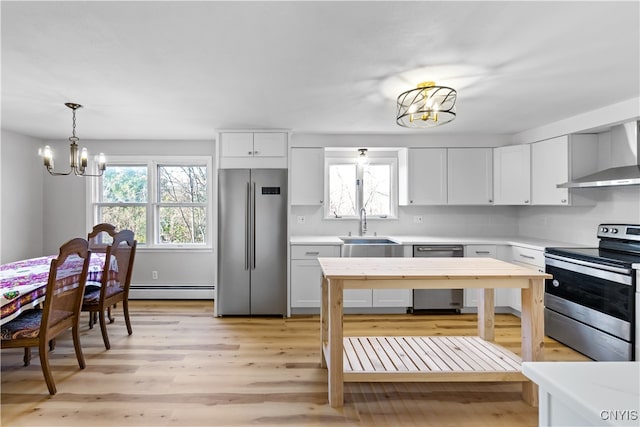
[{"x1": 545, "y1": 256, "x2": 632, "y2": 286}]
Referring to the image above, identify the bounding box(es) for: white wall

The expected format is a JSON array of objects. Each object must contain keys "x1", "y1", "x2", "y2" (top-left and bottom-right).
[
  {"x1": 516, "y1": 186, "x2": 640, "y2": 246},
  {"x1": 40, "y1": 138, "x2": 216, "y2": 290},
  {"x1": 291, "y1": 204, "x2": 519, "y2": 237},
  {"x1": 0, "y1": 130, "x2": 44, "y2": 263}
]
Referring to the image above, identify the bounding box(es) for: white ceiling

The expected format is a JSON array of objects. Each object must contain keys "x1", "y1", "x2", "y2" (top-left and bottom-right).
[{"x1": 1, "y1": 1, "x2": 638, "y2": 141}]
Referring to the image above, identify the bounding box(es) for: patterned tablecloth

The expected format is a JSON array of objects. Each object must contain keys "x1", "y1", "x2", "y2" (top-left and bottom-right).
[{"x1": 0, "y1": 253, "x2": 106, "y2": 325}]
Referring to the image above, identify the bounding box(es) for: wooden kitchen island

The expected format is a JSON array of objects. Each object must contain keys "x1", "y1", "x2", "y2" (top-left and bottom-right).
[{"x1": 318, "y1": 257, "x2": 550, "y2": 408}]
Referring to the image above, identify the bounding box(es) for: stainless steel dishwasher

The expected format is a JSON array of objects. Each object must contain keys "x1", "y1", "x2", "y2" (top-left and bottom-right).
[{"x1": 413, "y1": 245, "x2": 464, "y2": 312}]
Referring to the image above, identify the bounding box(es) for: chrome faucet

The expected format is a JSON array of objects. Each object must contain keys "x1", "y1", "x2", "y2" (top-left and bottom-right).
[{"x1": 359, "y1": 207, "x2": 367, "y2": 236}]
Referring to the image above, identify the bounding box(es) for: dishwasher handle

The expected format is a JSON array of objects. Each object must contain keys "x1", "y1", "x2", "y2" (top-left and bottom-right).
[{"x1": 413, "y1": 245, "x2": 464, "y2": 257}]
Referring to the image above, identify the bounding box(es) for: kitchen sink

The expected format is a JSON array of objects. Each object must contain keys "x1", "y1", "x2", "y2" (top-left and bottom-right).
[
  {"x1": 340, "y1": 237, "x2": 403, "y2": 257},
  {"x1": 340, "y1": 237, "x2": 399, "y2": 245}
]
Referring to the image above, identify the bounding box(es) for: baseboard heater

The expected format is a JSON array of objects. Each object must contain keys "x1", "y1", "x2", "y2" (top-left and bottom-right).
[{"x1": 129, "y1": 284, "x2": 215, "y2": 300}]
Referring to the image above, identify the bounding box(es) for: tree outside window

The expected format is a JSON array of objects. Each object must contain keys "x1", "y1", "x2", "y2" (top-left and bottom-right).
[{"x1": 326, "y1": 154, "x2": 396, "y2": 218}]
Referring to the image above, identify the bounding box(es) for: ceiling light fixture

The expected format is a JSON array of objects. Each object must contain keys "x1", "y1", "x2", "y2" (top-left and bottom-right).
[
  {"x1": 41, "y1": 103, "x2": 106, "y2": 177},
  {"x1": 357, "y1": 148, "x2": 368, "y2": 165},
  {"x1": 396, "y1": 81, "x2": 457, "y2": 128}
]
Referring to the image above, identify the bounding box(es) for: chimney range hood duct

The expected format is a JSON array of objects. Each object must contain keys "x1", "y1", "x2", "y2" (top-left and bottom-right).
[{"x1": 557, "y1": 121, "x2": 640, "y2": 188}]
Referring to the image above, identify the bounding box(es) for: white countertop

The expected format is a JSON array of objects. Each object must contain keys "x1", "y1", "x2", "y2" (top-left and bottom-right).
[
  {"x1": 290, "y1": 235, "x2": 582, "y2": 251},
  {"x1": 522, "y1": 361, "x2": 640, "y2": 427}
]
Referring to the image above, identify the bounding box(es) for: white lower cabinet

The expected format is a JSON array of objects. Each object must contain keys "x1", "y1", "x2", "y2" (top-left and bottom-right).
[
  {"x1": 290, "y1": 244, "x2": 411, "y2": 310},
  {"x1": 508, "y1": 245, "x2": 545, "y2": 313},
  {"x1": 373, "y1": 289, "x2": 412, "y2": 307},
  {"x1": 464, "y1": 245, "x2": 510, "y2": 309},
  {"x1": 290, "y1": 245, "x2": 341, "y2": 308}
]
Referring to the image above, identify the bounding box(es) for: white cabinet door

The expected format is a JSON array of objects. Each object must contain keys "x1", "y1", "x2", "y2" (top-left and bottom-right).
[
  {"x1": 290, "y1": 147, "x2": 324, "y2": 205},
  {"x1": 531, "y1": 134, "x2": 597, "y2": 205},
  {"x1": 219, "y1": 131, "x2": 288, "y2": 168},
  {"x1": 531, "y1": 136, "x2": 570, "y2": 205},
  {"x1": 405, "y1": 148, "x2": 447, "y2": 205},
  {"x1": 344, "y1": 290, "x2": 373, "y2": 308},
  {"x1": 493, "y1": 144, "x2": 531, "y2": 205},
  {"x1": 448, "y1": 148, "x2": 493, "y2": 205},
  {"x1": 290, "y1": 245, "x2": 340, "y2": 308},
  {"x1": 463, "y1": 245, "x2": 505, "y2": 308},
  {"x1": 220, "y1": 132, "x2": 254, "y2": 158},
  {"x1": 509, "y1": 246, "x2": 545, "y2": 313},
  {"x1": 372, "y1": 289, "x2": 412, "y2": 307},
  {"x1": 253, "y1": 132, "x2": 287, "y2": 158},
  {"x1": 290, "y1": 260, "x2": 322, "y2": 307}
]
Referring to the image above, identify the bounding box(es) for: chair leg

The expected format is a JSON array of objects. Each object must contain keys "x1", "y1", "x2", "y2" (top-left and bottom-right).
[
  {"x1": 49, "y1": 338, "x2": 56, "y2": 351},
  {"x1": 98, "y1": 308, "x2": 111, "y2": 350},
  {"x1": 88, "y1": 311, "x2": 96, "y2": 329},
  {"x1": 39, "y1": 340, "x2": 56, "y2": 395},
  {"x1": 123, "y1": 299, "x2": 133, "y2": 335},
  {"x1": 23, "y1": 347, "x2": 32, "y2": 366},
  {"x1": 72, "y1": 324, "x2": 86, "y2": 369},
  {"x1": 107, "y1": 306, "x2": 115, "y2": 324}
]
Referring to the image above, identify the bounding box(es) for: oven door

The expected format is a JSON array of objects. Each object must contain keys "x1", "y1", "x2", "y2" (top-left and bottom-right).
[{"x1": 545, "y1": 256, "x2": 634, "y2": 341}]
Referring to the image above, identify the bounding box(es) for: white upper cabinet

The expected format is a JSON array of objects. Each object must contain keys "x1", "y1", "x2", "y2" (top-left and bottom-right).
[
  {"x1": 493, "y1": 144, "x2": 531, "y2": 205},
  {"x1": 290, "y1": 147, "x2": 324, "y2": 205},
  {"x1": 399, "y1": 148, "x2": 447, "y2": 205},
  {"x1": 447, "y1": 148, "x2": 493, "y2": 205},
  {"x1": 531, "y1": 134, "x2": 597, "y2": 205},
  {"x1": 218, "y1": 131, "x2": 288, "y2": 168}
]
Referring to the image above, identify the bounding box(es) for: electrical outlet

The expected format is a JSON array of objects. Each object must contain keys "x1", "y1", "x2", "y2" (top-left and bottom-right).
[
  {"x1": 414, "y1": 215, "x2": 423, "y2": 224},
  {"x1": 152, "y1": 270, "x2": 158, "y2": 280},
  {"x1": 297, "y1": 215, "x2": 306, "y2": 224}
]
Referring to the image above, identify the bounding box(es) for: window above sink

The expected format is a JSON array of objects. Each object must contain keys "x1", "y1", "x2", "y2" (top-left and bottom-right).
[{"x1": 324, "y1": 148, "x2": 399, "y2": 220}]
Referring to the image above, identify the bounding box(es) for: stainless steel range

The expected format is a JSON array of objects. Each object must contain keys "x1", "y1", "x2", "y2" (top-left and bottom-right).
[{"x1": 544, "y1": 224, "x2": 640, "y2": 361}]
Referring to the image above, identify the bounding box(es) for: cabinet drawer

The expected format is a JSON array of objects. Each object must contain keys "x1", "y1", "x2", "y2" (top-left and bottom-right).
[
  {"x1": 465, "y1": 244, "x2": 497, "y2": 258},
  {"x1": 291, "y1": 245, "x2": 340, "y2": 260},
  {"x1": 511, "y1": 246, "x2": 544, "y2": 267}
]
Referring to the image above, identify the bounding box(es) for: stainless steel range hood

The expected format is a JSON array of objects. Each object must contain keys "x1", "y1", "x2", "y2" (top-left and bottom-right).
[{"x1": 558, "y1": 121, "x2": 640, "y2": 188}]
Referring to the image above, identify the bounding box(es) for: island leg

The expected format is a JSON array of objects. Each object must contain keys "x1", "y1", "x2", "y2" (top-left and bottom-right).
[
  {"x1": 477, "y1": 288, "x2": 495, "y2": 341},
  {"x1": 521, "y1": 278, "x2": 545, "y2": 406},
  {"x1": 327, "y1": 278, "x2": 344, "y2": 408},
  {"x1": 320, "y1": 276, "x2": 328, "y2": 368}
]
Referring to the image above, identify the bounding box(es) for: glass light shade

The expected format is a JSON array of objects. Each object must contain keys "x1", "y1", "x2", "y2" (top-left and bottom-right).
[{"x1": 397, "y1": 82, "x2": 457, "y2": 128}]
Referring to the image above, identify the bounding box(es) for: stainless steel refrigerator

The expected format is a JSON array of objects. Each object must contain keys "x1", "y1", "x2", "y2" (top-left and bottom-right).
[{"x1": 217, "y1": 169, "x2": 287, "y2": 316}]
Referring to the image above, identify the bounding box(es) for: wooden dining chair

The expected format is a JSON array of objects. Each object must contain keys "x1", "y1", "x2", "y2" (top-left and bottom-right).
[
  {"x1": 82, "y1": 229, "x2": 137, "y2": 350},
  {"x1": 87, "y1": 223, "x2": 117, "y2": 251},
  {"x1": 1, "y1": 238, "x2": 91, "y2": 395},
  {"x1": 86, "y1": 223, "x2": 118, "y2": 327}
]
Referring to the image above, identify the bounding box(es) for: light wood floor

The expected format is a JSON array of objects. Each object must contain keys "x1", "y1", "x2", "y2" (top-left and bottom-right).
[{"x1": 1, "y1": 300, "x2": 589, "y2": 426}]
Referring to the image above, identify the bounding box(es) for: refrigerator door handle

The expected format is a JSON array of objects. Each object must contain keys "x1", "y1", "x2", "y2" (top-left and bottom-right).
[
  {"x1": 252, "y1": 181, "x2": 257, "y2": 270},
  {"x1": 245, "y1": 181, "x2": 250, "y2": 270}
]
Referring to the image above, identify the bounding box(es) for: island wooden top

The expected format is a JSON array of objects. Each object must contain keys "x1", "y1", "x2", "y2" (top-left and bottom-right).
[{"x1": 317, "y1": 257, "x2": 551, "y2": 289}]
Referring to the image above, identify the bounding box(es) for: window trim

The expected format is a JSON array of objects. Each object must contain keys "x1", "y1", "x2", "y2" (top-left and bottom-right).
[
  {"x1": 88, "y1": 155, "x2": 213, "y2": 251},
  {"x1": 324, "y1": 152, "x2": 398, "y2": 220}
]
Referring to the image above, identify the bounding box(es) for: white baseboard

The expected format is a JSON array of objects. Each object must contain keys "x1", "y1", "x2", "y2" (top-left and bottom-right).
[{"x1": 129, "y1": 283, "x2": 215, "y2": 300}]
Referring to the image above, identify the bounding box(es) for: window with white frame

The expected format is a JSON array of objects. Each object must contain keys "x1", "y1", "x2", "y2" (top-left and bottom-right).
[
  {"x1": 91, "y1": 156, "x2": 212, "y2": 249},
  {"x1": 325, "y1": 151, "x2": 397, "y2": 219}
]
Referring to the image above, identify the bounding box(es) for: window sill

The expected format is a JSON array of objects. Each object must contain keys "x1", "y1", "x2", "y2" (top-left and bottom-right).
[
  {"x1": 323, "y1": 216, "x2": 398, "y2": 221},
  {"x1": 137, "y1": 246, "x2": 213, "y2": 254}
]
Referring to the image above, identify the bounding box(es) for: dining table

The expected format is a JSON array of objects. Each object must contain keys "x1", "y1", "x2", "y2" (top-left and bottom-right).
[
  {"x1": 318, "y1": 256, "x2": 551, "y2": 408},
  {"x1": 1, "y1": 252, "x2": 107, "y2": 326}
]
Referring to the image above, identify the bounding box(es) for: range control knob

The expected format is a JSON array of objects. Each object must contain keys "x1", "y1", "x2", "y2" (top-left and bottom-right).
[
  {"x1": 611, "y1": 228, "x2": 618, "y2": 234},
  {"x1": 601, "y1": 227, "x2": 609, "y2": 233}
]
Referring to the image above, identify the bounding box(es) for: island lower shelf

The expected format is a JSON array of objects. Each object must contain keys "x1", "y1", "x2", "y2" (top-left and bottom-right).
[{"x1": 323, "y1": 336, "x2": 527, "y2": 382}]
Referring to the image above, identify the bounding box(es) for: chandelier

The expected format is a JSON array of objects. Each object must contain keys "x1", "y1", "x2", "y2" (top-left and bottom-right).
[
  {"x1": 41, "y1": 103, "x2": 106, "y2": 176},
  {"x1": 396, "y1": 81, "x2": 457, "y2": 128}
]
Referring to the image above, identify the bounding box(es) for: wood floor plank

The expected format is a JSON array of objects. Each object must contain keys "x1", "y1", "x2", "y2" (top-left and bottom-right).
[{"x1": 2, "y1": 300, "x2": 589, "y2": 426}]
